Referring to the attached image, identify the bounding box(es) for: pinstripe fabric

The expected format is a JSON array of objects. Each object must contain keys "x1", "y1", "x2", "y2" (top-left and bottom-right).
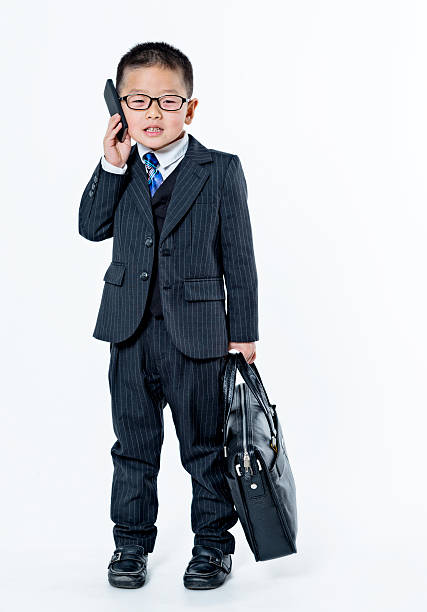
[
  {"x1": 78, "y1": 133, "x2": 259, "y2": 359},
  {"x1": 108, "y1": 310, "x2": 238, "y2": 553}
]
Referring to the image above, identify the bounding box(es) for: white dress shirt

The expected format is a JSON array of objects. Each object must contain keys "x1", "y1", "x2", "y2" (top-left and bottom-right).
[{"x1": 101, "y1": 130, "x2": 189, "y2": 180}]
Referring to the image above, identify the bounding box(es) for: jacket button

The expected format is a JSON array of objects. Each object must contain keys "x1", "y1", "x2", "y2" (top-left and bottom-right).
[
  {"x1": 145, "y1": 237, "x2": 153, "y2": 247},
  {"x1": 140, "y1": 271, "x2": 149, "y2": 280},
  {"x1": 161, "y1": 248, "x2": 171, "y2": 256}
]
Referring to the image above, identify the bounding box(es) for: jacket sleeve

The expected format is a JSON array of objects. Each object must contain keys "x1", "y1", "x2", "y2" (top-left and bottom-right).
[
  {"x1": 78, "y1": 157, "x2": 128, "y2": 241},
  {"x1": 219, "y1": 154, "x2": 259, "y2": 343}
]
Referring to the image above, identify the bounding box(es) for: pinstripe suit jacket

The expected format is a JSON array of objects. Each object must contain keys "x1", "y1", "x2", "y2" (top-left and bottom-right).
[{"x1": 78, "y1": 133, "x2": 258, "y2": 359}]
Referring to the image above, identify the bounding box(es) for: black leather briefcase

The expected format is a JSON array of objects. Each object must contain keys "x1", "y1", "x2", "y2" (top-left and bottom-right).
[{"x1": 221, "y1": 352, "x2": 298, "y2": 561}]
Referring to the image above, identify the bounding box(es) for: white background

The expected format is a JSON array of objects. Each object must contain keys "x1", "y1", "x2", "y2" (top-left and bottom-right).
[{"x1": 1, "y1": 0, "x2": 426, "y2": 610}]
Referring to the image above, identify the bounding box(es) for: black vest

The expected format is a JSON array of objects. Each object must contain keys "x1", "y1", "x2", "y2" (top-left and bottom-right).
[{"x1": 146, "y1": 162, "x2": 182, "y2": 317}]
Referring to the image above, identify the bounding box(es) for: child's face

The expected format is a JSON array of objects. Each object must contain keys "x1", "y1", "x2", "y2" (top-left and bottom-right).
[{"x1": 119, "y1": 65, "x2": 198, "y2": 150}]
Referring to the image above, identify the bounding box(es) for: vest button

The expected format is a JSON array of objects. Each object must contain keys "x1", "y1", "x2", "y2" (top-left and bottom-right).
[{"x1": 139, "y1": 271, "x2": 149, "y2": 280}]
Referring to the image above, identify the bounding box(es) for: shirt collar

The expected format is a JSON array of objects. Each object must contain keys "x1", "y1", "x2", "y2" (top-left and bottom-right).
[{"x1": 137, "y1": 130, "x2": 189, "y2": 170}]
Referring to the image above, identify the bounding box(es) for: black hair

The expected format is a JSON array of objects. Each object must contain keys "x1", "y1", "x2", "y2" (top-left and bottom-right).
[{"x1": 116, "y1": 41, "x2": 193, "y2": 98}]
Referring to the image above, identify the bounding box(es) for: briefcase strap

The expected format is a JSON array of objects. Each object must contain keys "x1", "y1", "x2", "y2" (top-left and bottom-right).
[
  {"x1": 222, "y1": 353, "x2": 277, "y2": 452},
  {"x1": 234, "y1": 353, "x2": 277, "y2": 436}
]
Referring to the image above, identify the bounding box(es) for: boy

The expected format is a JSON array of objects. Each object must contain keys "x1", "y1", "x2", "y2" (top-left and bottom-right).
[{"x1": 78, "y1": 41, "x2": 259, "y2": 590}]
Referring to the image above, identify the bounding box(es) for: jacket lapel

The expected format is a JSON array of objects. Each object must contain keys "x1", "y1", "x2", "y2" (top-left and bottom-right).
[
  {"x1": 127, "y1": 146, "x2": 154, "y2": 231},
  {"x1": 127, "y1": 133, "x2": 212, "y2": 246}
]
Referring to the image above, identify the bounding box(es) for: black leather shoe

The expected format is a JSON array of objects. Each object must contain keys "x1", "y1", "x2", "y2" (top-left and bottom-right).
[
  {"x1": 183, "y1": 545, "x2": 232, "y2": 590},
  {"x1": 107, "y1": 544, "x2": 148, "y2": 588}
]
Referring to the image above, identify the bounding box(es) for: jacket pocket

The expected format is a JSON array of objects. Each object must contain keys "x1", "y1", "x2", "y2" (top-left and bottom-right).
[
  {"x1": 103, "y1": 262, "x2": 126, "y2": 286},
  {"x1": 184, "y1": 277, "x2": 225, "y2": 301}
]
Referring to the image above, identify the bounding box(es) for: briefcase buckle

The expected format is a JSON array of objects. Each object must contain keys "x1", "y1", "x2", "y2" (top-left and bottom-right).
[{"x1": 235, "y1": 458, "x2": 262, "y2": 476}]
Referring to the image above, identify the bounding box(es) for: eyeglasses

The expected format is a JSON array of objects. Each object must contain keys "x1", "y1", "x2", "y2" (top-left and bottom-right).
[{"x1": 119, "y1": 93, "x2": 191, "y2": 111}]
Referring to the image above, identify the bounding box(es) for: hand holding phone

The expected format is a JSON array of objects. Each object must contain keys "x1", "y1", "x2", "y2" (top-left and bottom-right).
[{"x1": 103, "y1": 79, "x2": 131, "y2": 168}]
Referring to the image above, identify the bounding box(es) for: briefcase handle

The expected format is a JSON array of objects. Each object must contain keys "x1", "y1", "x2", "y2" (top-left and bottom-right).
[
  {"x1": 222, "y1": 353, "x2": 277, "y2": 452},
  {"x1": 236, "y1": 352, "x2": 276, "y2": 413}
]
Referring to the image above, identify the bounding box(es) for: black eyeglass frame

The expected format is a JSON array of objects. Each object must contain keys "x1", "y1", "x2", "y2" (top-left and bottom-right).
[{"x1": 119, "y1": 93, "x2": 191, "y2": 111}]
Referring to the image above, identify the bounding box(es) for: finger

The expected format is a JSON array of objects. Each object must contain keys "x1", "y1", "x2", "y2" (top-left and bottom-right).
[
  {"x1": 109, "y1": 113, "x2": 121, "y2": 124},
  {"x1": 107, "y1": 115, "x2": 122, "y2": 133},
  {"x1": 105, "y1": 122, "x2": 122, "y2": 142}
]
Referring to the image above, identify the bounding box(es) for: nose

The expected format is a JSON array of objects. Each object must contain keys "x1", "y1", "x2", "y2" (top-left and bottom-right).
[{"x1": 146, "y1": 99, "x2": 162, "y2": 119}]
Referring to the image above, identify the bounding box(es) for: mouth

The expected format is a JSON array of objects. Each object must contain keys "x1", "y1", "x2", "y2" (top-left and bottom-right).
[{"x1": 144, "y1": 127, "x2": 164, "y2": 134}]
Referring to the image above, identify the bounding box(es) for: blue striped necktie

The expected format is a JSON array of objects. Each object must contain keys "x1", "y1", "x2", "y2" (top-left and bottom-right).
[{"x1": 142, "y1": 152, "x2": 163, "y2": 197}]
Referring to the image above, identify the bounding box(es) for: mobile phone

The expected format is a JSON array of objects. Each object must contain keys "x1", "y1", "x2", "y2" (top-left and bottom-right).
[{"x1": 104, "y1": 78, "x2": 128, "y2": 143}]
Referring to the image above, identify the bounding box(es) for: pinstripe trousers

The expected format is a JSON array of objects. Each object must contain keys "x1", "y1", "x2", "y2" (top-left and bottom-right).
[{"x1": 108, "y1": 309, "x2": 239, "y2": 554}]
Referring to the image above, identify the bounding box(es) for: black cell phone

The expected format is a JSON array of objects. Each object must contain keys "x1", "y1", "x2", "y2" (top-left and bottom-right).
[{"x1": 104, "y1": 78, "x2": 128, "y2": 143}]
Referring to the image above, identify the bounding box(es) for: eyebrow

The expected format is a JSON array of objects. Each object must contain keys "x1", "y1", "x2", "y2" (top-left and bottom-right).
[{"x1": 128, "y1": 88, "x2": 180, "y2": 94}]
